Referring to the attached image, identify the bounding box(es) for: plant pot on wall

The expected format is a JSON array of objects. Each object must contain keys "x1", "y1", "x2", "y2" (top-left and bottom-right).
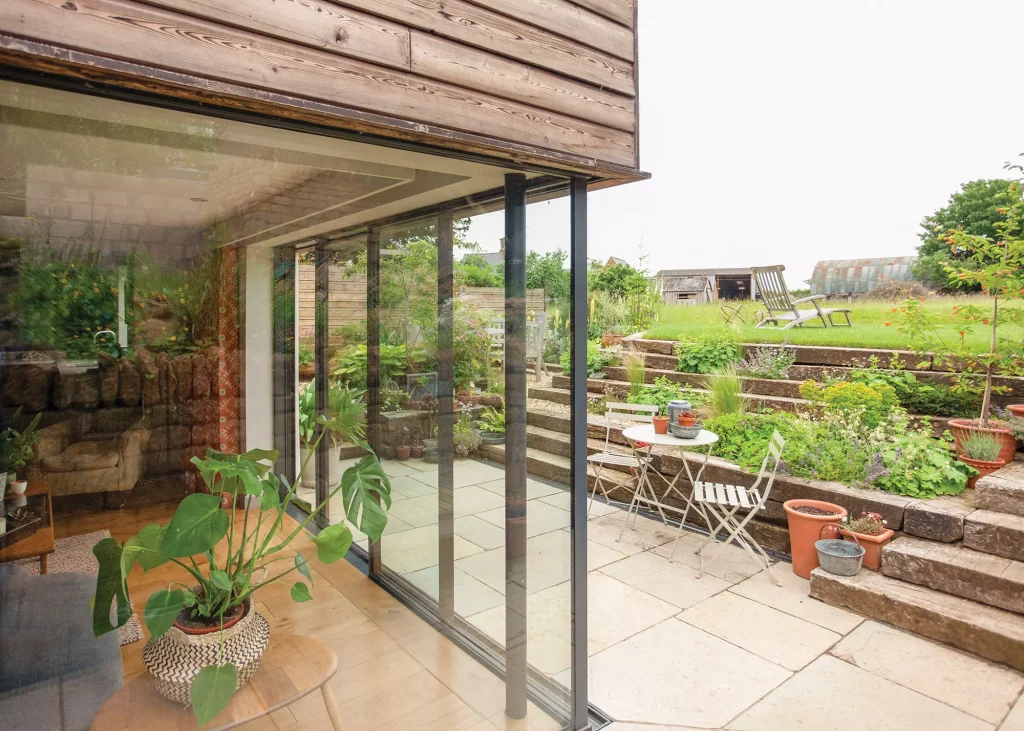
[
  {"x1": 298, "y1": 444, "x2": 342, "y2": 489},
  {"x1": 143, "y1": 597, "x2": 270, "y2": 705},
  {"x1": 783, "y1": 499, "x2": 847, "y2": 579},
  {"x1": 840, "y1": 527, "x2": 894, "y2": 571},
  {"x1": 959, "y1": 455, "x2": 1007, "y2": 489},
  {"x1": 948, "y1": 419, "x2": 1017, "y2": 464},
  {"x1": 1009, "y1": 405, "x2": 1024, "y2": 418}
]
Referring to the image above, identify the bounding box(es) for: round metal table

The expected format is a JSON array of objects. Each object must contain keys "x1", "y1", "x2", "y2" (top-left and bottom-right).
[{"x1": 619, "y1": 424, "x2": 719, "y2": 549}]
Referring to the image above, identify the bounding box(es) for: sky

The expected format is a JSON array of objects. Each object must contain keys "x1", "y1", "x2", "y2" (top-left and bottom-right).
[{"x1": 464, "y1": 0, "x2": 1023, "y2": 286}]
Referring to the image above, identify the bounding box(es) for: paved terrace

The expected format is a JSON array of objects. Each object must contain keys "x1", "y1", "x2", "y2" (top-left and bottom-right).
[{"x1": 299, "y1": 457, "x2": 1024, "y2": 731}]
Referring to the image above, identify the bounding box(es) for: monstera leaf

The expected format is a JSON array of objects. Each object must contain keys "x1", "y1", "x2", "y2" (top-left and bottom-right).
[
  {"x1": 159, "y1": 493, "x2": 230, "y2": 558},
  {"x1": 339, "y1": 455, "x2": 392, "y2": 542},
  {"x1": 191, "y1": 663, "x2": 237, "y2": 729}
]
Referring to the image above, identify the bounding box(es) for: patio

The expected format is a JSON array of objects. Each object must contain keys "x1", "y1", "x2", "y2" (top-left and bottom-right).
[{"x1": 299, "y1": 456, "x2": 1024, "y2": 731}]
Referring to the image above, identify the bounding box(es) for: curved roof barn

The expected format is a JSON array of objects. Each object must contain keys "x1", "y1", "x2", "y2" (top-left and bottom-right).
[{"x1": 810, "y1": 256, "x2": 918, "y2": 295}]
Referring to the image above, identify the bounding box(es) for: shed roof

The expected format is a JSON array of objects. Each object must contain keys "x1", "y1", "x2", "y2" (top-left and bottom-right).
[{"x1": 657, "y1": 267, "x2": 751, "y2": 277}]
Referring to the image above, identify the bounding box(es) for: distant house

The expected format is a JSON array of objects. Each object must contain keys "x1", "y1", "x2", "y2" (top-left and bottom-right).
[
  {"x1": 809, "y1": 257, "x2": 918, "y2": 296},
  {"x1": 604, "y1": 256, "x2": 630, "y2": 268},
  {"x1": 653, "y1": 267, "x2": 755, "y2": 304}
]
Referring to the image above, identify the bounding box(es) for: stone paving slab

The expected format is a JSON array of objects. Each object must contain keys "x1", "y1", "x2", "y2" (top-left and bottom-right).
[
  {"x1": 831, "y1": 621, "x2": 1024, "y2": 725},
  {"x1": 729, "y1": 655, "x2": 993, "y2": 731}
]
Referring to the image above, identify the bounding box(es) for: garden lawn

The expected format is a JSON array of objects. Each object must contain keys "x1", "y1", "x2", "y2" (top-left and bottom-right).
[{"x1": 645, "y1": 296, "x2": 1024, "y2": 355}]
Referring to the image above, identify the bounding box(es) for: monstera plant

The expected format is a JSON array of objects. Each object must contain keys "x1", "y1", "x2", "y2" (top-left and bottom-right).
[{"x1": 91, "y1": 410, "x2": 390, "y2": 728}]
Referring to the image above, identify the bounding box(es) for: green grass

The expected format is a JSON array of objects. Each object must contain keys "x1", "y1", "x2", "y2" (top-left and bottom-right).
[{"x1": 645, "y1": 297, "x2": 1023, "y2": 355}]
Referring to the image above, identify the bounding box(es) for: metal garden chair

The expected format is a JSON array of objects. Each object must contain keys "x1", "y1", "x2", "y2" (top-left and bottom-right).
[
  {"x1": 671, "y1": 430, "x2": 786, "y2": 585},
  {"x1": 588, "y1": 402, "x2": 658, "y2": 516},
  {"x1": 752, "y1": 265, "x2": 852, "y2": 329}
]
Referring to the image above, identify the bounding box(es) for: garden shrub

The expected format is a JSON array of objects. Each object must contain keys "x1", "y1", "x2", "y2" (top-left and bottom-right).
[
  {"x1": 702, "y1": 411, "x2": 814, "y2": 472},
  {"x1": 873, "y1": 429, "x2": 973, "y2": 498},
  {"x1": 675, "y1": 332, "x2": 740, "y2": 374},
  {"x1": 799, "y1": 379, "x2": 899, "y2": 428},
  {"x1": 561, "y1": 340, "x2": 613, "y2": 376},
  {"x1": 587, "y1": 291, "x2": 628, "y2": 340},
  {"x1": 737, "y1": 343, "x2": 796, "y2": 380},
  {"x1": 847, "y1": 367, "x2": 980, "y2": 418},
  {"x1": 628, "y1": 376, "x2": 705, "y2": 416}
]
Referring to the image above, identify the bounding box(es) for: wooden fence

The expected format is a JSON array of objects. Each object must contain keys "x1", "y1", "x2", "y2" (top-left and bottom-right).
[{"x1": 297, "y1": 264, "x2": 544, "y2": 338}]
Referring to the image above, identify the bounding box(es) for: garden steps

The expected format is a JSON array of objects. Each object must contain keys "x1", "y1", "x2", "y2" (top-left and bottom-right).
[
  {"x1": 809, "y1": 567, "x2": 1024, "y2": 672},
  {"x1": 602, "y1": 366, "x2": 805, "y2": 399},
  {"x1": 964, "y1": 510, "x2": 1024, "y2": 563},
  {"x1": 881, "y1": 536, "x2": 1024, "y2": 615},
  {"x1": 477, "y1": 441, "x2": 635, "y2": 498}
]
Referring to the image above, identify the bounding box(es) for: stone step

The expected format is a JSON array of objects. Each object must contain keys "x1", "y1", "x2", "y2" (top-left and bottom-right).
[
  {"x1": 809, "y1": 567, "x2": 1024, "y2": 672},
  {"x1": 975, "y1": 461, "x2": 1024, "y2": 519},
  {"x1": 478, "y1": 442, "x2": 634, "y2": 501},
  {"x1": 527, "y1": 409, "x2": 571, "y2": 434},
  {"x1": 528, "y1": 386, "x2": 571, "y2": 405},
  {"x1": 882, "y1": 536, "x2": 1024, "y2": 615},
  {"x1": 526, "y1": 425, "x2": 571, "y2": 458},
  {"x1": 964, "y1": 510, "x2": 1024, "y2": 563},
  {"x1": 602, "y1": 366, "x2": 805, "y2": 399}
]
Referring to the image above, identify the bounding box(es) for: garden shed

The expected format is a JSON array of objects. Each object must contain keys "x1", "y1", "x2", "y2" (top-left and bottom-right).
[
  {"x1": 654, "y1": 267, "x2": 754, "y2": 303},
  {"x1": 810, "y1": 256, "x2": 919, "y2": 296}
]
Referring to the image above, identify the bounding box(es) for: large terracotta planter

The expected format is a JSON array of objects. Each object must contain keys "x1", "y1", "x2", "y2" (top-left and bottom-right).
[
  {"x1": 840, "y1": 527, "x2": 894, "y2": 571},
  {"x1": 958, "y1": 455, "x2": 1008, "y2": 489},
  {"x1": 1008, "y1": 404, "x2": 1024, "y2": 417},
  {"x1": 783, "y1": 499, "x2": 848, "y2": 579},
  {"x1": 948, "y1": 419, "x2": 1017, "y2": 464}
]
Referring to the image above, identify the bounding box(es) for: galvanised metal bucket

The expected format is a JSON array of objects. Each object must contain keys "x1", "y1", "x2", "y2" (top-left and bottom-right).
[{"x1": 815, "y1": 526, "x2": 865, "y2": 576}]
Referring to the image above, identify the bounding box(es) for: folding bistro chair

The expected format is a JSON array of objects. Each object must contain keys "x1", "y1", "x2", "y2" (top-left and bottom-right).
[
  {"x1": 587, "y1": 402, "x2": 658, "y2": 516},
  {"x1": 672, "y1": 431, "x2": 786, "y2": 585}
]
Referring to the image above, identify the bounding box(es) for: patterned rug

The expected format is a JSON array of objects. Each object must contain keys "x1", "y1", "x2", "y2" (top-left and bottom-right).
[{"x1": 18, "y1": 529, "x2": 144, "y2": 646}]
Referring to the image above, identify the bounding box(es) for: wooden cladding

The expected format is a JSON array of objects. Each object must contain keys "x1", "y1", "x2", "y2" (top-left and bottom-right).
[{"x1": 0, "y1": 0, "x2": 640, "y2": 173}]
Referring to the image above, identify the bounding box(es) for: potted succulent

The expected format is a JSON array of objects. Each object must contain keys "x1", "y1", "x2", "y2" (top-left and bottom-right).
[
  {"x1": 839, "y1": 511, "x2": 894, "y2": 571},
  {"x1": 298, "y1": 381, "x2": 366, "y2": 488},
  {"x1": 0, "y1": 407, "x2": 41, "y2": 491},
  {"x1": 90, "y1": 411, "x2": 391, "y2": 729},
  {"x1": 652, "y1": 410, "x2": 670, "y2": 435},
  {"x1": 783, "y1": 499, "x2": 848, "y2": 579},
  {"x1": 957, "y1": 430, "x2": 1007, "y2": 488},
  {"x1": 478, "y1": 406, "x2": 506, "y2": 445},
  {"x1": 677, "y1": 410, "x2": 697, "y2": 428}
]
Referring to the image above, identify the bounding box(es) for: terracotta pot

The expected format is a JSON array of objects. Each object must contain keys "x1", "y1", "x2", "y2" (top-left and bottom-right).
[
  {"x1": 395, "y1": 446, "x2": 411, "y2": 461},
  {"x1": 958, "y1": 455, "x2": 1007, "y2": 489},
  {"x1": 298, "y1": 364, "x2": 316, "y2": 380},
  {"x1": 601, "y1": 333, "x2": 624, "y2": 347},
  {"x1": 653, "y1": 415, "x2": 669, "y2": 434},
  {"x1": 1008, "y1": 404, "x2": 1024, "y2": 418},
  {"x1": 783, "y1": 499, "x2": 848, "y2": 579},
  {"x1": 677, "y1": 414, "x2": 696, "y2": 428},
  {"x1": 840, "y1": 527, "x2": 894, "y2": 571},
  {"x1": 948, "y1": 419, "x2": 1017, "y2": 464},
  {"x1": 410, "y1": 445, "x2": 424, "y2": 458}
]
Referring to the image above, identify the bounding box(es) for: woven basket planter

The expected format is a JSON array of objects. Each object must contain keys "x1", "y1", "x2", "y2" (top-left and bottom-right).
[{"x1": 142, "y1": 601, "x2": 270, "y2": 705}]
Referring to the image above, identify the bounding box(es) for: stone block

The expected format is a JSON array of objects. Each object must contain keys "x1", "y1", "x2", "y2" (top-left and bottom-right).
[
  {"x1": 192, "y1": 355, "x2": 212, "y2": 399},
  {"x1": 903, "y1": 496, "x2": 974, "y2": 543},
  {"x1": 975, "y1": 462, "x2": 1024, "y2": 519},
  {"x1": 184, "y1": 399, "x2": 218, "y2": 426},
  {"x1": 191, "y1": 422, "x2": 218, "y2": 448},
  {"x1": 155, "y1": 352, "x2": 176, "y2": 405},
  {"x1": 117, "y1": 358, "x2": 141, "y2": 406},
  {"x1": 172, "y1": 355, "x2": 193, "y2": 402},
  {"x1": 97, "y1": 352, "x2": 119, "y2": 407},
  {"x1": 2, "y1": 361, "x2": 56, "y2": 412},
  {"x1": 809, "y1": 568, "x2": 1024, "y2": 672},
  {"x1": 136, "y1": 348, "x2": 160, "y2": 404},
  {"x1": 882, "y1": 536, "x2": 1024, "y2": 615},
  {"x1": 964, "y1": 510, "x2": 1024, "y2": 563}
]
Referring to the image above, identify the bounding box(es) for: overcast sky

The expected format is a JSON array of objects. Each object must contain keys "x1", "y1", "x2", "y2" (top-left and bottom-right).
[{"x1": 465, "y1": 0, "x2": 1023, "y2": 285}]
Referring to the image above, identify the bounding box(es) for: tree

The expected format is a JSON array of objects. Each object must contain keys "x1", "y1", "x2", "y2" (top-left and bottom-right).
[
  {"x1": 459, "y1": 254, "x2": 502, "y2": 287},
  {"x1": 589, "y1": 262, "x2": 649, "y2": 298},
  {"x1": 525, "y1": 250, "x2": 570, "y2": 303},
  {"x1": 914, "y1": 179, "x2": 1022, "y2": 291}
]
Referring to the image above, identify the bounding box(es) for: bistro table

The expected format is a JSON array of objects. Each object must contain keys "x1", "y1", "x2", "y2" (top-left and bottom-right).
[{"x1": 618, "y1": 424, "x2": 719, "y2": 551}]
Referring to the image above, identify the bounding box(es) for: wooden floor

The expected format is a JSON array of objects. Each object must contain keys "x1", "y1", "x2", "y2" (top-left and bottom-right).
[{"x1": 56, "y1": 503, "x2": 559, "y2": 731}]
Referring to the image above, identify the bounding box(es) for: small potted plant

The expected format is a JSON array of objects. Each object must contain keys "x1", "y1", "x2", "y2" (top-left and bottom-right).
[
  {"x1": 478, "y1": 406, "x2": 506, "y2": 445},
  {"x1": 410, "y1": 441, "x2": 424, "y2": 459},
  {"x1": 652, "y1": 409, "x2": 670, "y2": 435},
  {"x1": 297, "y1": 345, "x2": 315, "y2": 380},
  {"x1": 839, "y1": 511, "x2": 894, "y2": 571},
  {"x1": 395, "y1": 426, "x2": 412, "y2": 461},
  {"x1": 958, "y1": 431, "x2": 1007, "y2": 488},
  {"x1": 677, "y1": 410, "x2": 697, "y2": 428},
  {"x1": 454, "y1": 412, "x2": 482, "y2": 457},
  {"x1": 0, "y1": 408, "x2": 41, "y2": 492}
]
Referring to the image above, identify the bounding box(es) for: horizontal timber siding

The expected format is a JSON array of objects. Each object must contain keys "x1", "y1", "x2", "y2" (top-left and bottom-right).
[{"x1": 0, "y1": 0, "x2": 641, "y2": 175}]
